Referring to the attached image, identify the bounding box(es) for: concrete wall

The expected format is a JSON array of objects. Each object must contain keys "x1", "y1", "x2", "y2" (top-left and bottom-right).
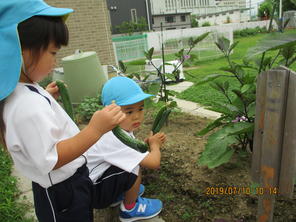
[{"x1": 45, "y1": 0, "x2": 116, "y2": 66}]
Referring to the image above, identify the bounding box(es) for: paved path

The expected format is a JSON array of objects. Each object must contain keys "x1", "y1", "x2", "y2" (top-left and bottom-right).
[
  {"x1": 166, "y1": 81, "x2": 221, "y2": 120},
  {"x1": 13, "y1": 81, "x2": 220, "y2": 221}
]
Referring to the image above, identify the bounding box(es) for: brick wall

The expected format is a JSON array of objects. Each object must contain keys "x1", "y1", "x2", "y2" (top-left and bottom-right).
[{"x1": 45, "y1": 0, "x2": 116, "y2": 66}]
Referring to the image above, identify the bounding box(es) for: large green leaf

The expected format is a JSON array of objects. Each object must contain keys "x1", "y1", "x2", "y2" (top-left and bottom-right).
[
  {"x1": 196, "y1": 116, "x2": 227, "y2": 136},
  {"x1": 144, "y1": 47, "x2": 154, "y2": 60},
  {"x1": 246, "y1": 32, "x2": 296, "y2": 59},
  {"x1": 198, "y1": 124, "x2": 238, "y2": 168},
  {"x1": 198, "y1": 122, "x2": 252, "y2": 168},
  {"x1": 215, "y1": 37, "x2": 230, "y2": 54},
  {"x1": 211, "y1": 101, "x2": 241, "y2": 116},
  {"x1": 208, "y1": 148, "x2": 235, "y2": 169},
  {"x1": 227, "y1": 122, "x2": 254, "y2": 136},
  {"x1": 193, "y1": 32, "x2": 210, "y2": 45}
]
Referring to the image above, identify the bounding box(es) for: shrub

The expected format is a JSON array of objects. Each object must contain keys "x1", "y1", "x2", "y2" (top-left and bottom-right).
[
  {"x1": 0, "y1": 146, "x2": 33, "y2": 222},
  {"x1": 201, "y1": 21, "x2": 211, "y2": 27},
  {"x1": 76, "y1": 96, "x2": 103, "y2": 122}
]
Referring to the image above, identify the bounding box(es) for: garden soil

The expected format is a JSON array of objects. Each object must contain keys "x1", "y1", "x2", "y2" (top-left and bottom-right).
[{"x1": 134, "y1": 111, "x2": 296, "y2": 222}]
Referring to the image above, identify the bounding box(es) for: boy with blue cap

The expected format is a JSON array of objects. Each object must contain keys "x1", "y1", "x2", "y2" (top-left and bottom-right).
[
  {"x1": 0, "y1": 1, "x2": 125, "y2": 221},
  {"x1": 87, "y1": 76, "x2": 166, "y2": 222}
]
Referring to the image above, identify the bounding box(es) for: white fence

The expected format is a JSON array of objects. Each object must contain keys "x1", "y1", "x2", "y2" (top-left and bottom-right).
[
  {"x1": 220, "y1": 20, "x2": 276, "y2": 31},
  {"x1": 144, "y1": 25, "x2": 233, "y2": 52},
  {"x1": 112, "y1": 20, "x2": 274, "y2": 62}
]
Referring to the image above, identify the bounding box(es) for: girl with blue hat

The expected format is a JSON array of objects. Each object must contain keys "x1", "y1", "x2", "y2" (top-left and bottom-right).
[
  {"x1": 87, "y1": 76, "x2": 166, "y2": 222},
  {"x1": 0, "y1": 1, "x2": 125, "y2": 221}
]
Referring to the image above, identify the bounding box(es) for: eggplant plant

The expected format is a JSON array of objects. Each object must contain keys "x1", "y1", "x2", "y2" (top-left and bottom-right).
[
  {"x1": 118, "y1": 32, "x2": 210, "y2": 103},
  {"x1": 197, "y1": 31, "x2": 296, "y2": 169}
]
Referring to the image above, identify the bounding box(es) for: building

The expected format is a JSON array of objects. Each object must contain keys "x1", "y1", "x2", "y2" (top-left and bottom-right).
[
  {"x1": 150, "y1": 0, "x2": 217, "y2": 16},
  {"x1": 152, "y1": 12, "x2": 192, "y2": 30},
  {"x1": 149, "y1": 0, "x2": 250, "y2": 29},
  {"x1": 107, "y1": 0, "x2": 152, "y2": 34},
  {"x1": 196, "y1": 8, "x2": 250, "y2": 25},
  {"x1": 46, "y1": 0, "x2": 116, "y2": 66},
  {"x1": 216, "y1": 0, "x2": 247, "y2": 8}
]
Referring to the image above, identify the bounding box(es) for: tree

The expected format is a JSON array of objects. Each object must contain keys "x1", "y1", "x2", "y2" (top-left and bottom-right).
[
  {"x1": 115, "y1": 17, "x2": 148, "y2": 35},
  {"x1": 191, "y1": 15, "x2": 199, "y2": 28},
  {"x1": 258, "y1": 0, "x2": 273, "y2": 19},
  {"x1": 283, "y1": 0, "x2": 296, "y2": 11}
]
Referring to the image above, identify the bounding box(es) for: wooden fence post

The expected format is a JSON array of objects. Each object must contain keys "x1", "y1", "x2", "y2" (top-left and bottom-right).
[
  {"x1": 251, "y1": 67, "x2": 296, "y2": 222},
  {"x1": 278, "y1": 67, "x2": 296, "y2": 198},
  {"x1": 257, "y1": 69, "x2": 289, "y2": 222},
  {"x1": 252, "y1": 71, "x2": 267, "y2": 183}
]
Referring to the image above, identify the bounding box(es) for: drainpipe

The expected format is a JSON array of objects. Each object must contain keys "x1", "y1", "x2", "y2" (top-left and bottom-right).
[{"x1": 145, "y1": 0, "x2": 151, "y2": 30}]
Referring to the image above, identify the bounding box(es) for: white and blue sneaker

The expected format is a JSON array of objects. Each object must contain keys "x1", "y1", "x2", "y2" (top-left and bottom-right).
[
  {"x1": 110, "y1": 184, "x2": 145, "y2": 207},
  {"x1": 119, "y1": 197, "x2": 163, "y2": 222}
]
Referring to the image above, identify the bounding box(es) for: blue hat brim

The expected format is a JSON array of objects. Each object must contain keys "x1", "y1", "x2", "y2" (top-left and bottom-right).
[
  {"x1": 0, "y1": 0, "x2": 73, "y2": 100},
  {"x1": 0, "y1": 24, "x2": 22, "y2": 100},
  {"x1": 113, "y1": 93, "x2": 153, "y2": 106},
  {"x1": 35, "y1": 7, "x2": 73, "y2": 20}
]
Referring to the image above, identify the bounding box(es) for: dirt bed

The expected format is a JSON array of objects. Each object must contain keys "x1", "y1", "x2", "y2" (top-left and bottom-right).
[{"x1": 133, "y1": 111, "x2": 296, "y2": 222}]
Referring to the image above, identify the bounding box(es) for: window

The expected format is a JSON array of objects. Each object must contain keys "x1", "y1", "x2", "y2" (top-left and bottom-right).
[
  {"x1": 181, "y1": 15, "x2": 186, "y2": 22},
  {"x1": 165, "y1": 16, "x2": 176, "y2": 23},
  {"x1": 131, "y1": 9, "x2": 137, "y2": 23}
]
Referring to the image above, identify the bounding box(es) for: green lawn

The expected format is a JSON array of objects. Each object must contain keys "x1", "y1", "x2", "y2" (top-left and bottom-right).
[{"x1": 178, "y1": 30, "x2": 296, "y2": 107}]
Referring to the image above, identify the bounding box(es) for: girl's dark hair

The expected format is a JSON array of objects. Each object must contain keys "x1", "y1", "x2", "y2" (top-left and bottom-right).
[
  {"x1": 18, "y1": 15, "x2": 69, "y2": 64},
  {"x1": 0, "y1": 15, "x2": 69, "y2": 148}
]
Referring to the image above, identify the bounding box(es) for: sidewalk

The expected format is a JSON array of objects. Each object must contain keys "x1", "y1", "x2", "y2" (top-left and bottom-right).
[
  {"x1": 166, "y1": 81, "x2": 221, "y2": 120},
  {"x1": 13, "y1": 81, "x2": 220, "y2": 221}
]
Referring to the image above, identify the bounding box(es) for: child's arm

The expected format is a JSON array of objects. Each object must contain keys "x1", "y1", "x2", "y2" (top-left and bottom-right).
[
  {"x1": 140, "y1": 132, "x2": 166, "y2": 169},
  {"x1": 54, "y1": 104, "x2": 125, "y2": 169}
]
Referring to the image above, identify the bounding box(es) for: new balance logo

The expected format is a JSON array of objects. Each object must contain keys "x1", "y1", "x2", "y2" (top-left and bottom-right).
[{"x1": 137, "y1": 204, "x2": 147, "y2": 213}]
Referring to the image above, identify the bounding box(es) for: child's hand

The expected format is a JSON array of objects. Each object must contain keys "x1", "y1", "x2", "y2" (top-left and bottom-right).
[
  {"x1": 89, "y1": 104, "x2": 126, "y2": 134},
  {"x1": 46, "y1": 81, "x2": 60, "y2": 99},
  {"x1": 145, "y1": 132, "x2": 166, "y2": 150}
]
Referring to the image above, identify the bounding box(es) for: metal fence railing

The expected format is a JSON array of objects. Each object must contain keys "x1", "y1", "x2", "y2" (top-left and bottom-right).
[{"x1": 112, "y1": 34, "x2": 148, "y2": 61}]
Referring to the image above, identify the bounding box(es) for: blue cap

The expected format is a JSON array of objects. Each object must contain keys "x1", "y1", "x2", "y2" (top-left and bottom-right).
[
  {"x1": 102, "y1": 76, "x2": 153, "y2": 106},
  {"x1": 0, "y1": 0, "x2": 73, "y2": 100}
]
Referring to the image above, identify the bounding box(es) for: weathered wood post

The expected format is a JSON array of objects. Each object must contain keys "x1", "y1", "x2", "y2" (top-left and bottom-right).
[{"x1": 251, "y1": 67, "x2": 296, "y2": 222}]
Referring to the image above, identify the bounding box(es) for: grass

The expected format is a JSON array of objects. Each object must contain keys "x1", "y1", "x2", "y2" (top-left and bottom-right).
[
  {"x1": 0, "y1": 145, "x2": 34, "y2": 222},
  {"x1": 180, "y1": 29, "x2": 296, "y2": 106}
]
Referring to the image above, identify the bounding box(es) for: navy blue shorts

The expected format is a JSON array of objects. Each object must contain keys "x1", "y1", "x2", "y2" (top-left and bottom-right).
[
  {"x1": 93, "y1": 165, "x2": 137, "y2": 209},
  {"x1": 32, "y1": 164, "x2": 93, "y2": 222}
]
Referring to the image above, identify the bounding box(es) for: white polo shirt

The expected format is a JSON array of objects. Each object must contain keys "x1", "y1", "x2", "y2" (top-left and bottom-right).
[
  {"x1": 87, "y1": 130, "x2": 149, "y2": 183},
  {"x1": 3, "y1": 83, "x2": 85, "y2": 188}
]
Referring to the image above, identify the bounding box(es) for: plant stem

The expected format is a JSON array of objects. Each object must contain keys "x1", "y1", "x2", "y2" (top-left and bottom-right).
[
  {"x1": 270, "y1": 50, "x2": 281, "y2": 68},
  {"x1": 258, "y1": 52, "x2": 266, "y2": 74},
  {"x1": 226, "y1": 55, "x2": 244, "y2": 86},
  {"x1": 161, "y1": 22, "x2": 167, "y2": 102}
]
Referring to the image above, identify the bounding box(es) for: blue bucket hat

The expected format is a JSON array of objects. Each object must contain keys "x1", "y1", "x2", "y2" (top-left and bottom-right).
[
  {"x1": 102, "y1": 76, "x2": 153, "y2": 106},
  {"x1": 0, "y1": 0, "x2": 73, "y2": 100}
]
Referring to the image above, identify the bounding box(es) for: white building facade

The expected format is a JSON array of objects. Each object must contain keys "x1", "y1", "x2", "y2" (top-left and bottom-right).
[
  {"x1": 149, "y1": 0, "x2": 251, "y2": 30},
  {"x1": 150, "y1": 0, "x2": 218, "y2": 15}
]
